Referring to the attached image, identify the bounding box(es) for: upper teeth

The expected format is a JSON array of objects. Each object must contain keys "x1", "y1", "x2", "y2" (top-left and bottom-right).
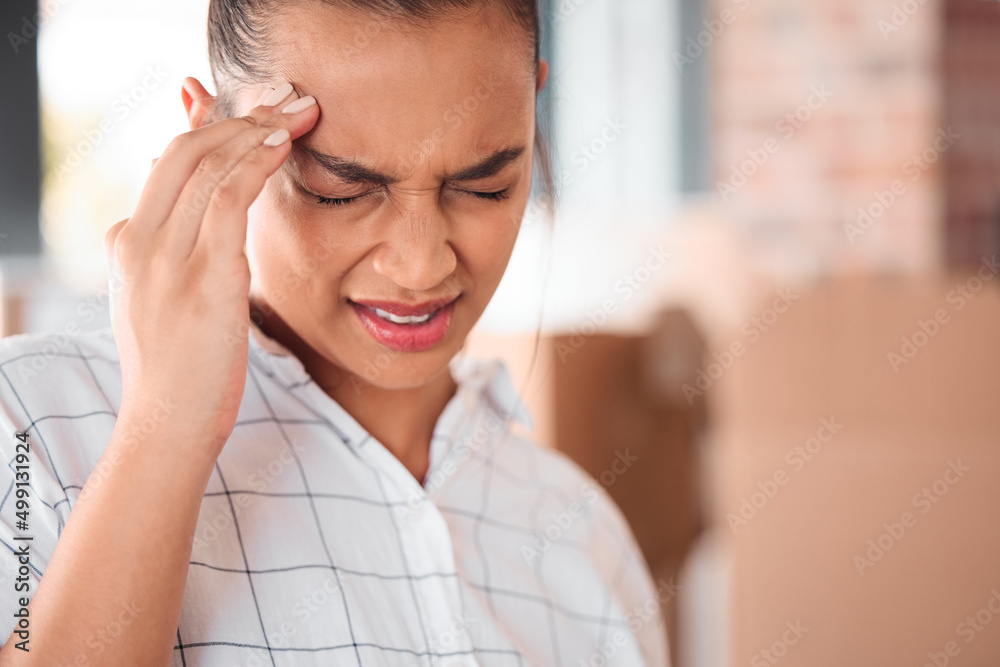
[{"x1": 374, "y1": 308, "x2": 432, "y2": 324}]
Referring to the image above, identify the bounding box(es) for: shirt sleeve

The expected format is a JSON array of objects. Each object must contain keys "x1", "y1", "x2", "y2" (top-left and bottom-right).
[
  {"x1": 587, "y1": 479, "x2": 674, "y2": 667},
  {"x1": 0, "y1": 388, "x2": 66, "y2": 649}
]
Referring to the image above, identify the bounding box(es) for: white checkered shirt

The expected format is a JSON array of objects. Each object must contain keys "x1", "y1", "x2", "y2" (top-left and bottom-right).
[{"x1": 0, "y1": 323, "x2": 670, "y2": 666}]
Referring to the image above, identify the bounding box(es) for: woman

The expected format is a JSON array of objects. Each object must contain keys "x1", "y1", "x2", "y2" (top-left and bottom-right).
[{"x1": 0, "y1": 1, "x2": 669, "y2": 665}]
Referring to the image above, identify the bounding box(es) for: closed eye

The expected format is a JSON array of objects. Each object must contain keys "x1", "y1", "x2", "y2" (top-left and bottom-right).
[
  {"x1": 316, "y1": 194, "x2": 361, "y2": 207},
  {"x1": 468, "y1": 188, "x2": 510, "y2": 202},
  {"x1": 304, "y1": 185, "x2": 376, "y2": 207},
  {"x1": 309, "y1": 187, "x2": 510, "y2": 207}
]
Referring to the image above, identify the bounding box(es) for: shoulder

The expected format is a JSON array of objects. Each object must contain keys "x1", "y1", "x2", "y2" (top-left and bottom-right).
[
  {"x1": 489, "y1": 434, "x2": 672, "y2": 664},
  {"x1": 0, "y1": 325, "x2": 120, "y2": 387},
  {"x1": 0, "y1": 326, "x2": 122, "y2": 445},
  {"x1": 465, "y1": 351, "x2": 673, "y2": 665},
  {"x1": 0, "y1": 324, "x2": 119, "y2": 397},
  {"x1": 457, "y1": 355, "x2": 636, "y2": 541},
  {"x1": 0, "y1": 322, "x2": 122, "y2": 420},
  {"x1": 496, "y1": 432, "x2": 640, "y2": 558},
  {"x1": 0, "y1": 328, "x2": 122, "y2": 589},
  {"x1": 0, "y1": 326, "x2": 122, "y2": 516}
]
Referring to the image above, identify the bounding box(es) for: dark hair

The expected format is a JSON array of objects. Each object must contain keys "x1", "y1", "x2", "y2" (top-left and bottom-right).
[{"x1": 206, "y1": 0, "x2": 555, "y2": 212}]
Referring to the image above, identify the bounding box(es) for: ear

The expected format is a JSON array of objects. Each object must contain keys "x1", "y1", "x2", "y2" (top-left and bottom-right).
[
  {"x1": 181, "y1": 77, "x2": 218, "y2": 130},
  {"x1": 536, "y1": 58, "x2": 549, "y2": 95}
]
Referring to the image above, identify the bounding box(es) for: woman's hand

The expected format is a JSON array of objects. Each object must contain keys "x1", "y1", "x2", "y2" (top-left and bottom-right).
[{"x1": 103, "y1": 81, "x2": 320, "y2": 458}]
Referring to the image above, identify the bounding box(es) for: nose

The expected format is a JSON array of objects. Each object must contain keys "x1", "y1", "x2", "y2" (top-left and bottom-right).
[{"x1": 371, "y1": 205, "x2": 458, "y2": 293}]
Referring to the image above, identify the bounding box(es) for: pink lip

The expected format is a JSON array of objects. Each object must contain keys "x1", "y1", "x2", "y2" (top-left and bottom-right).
[
  {"x1": 350, "y1": 297, "x2": 460, "y2": 352},
  {"x1": 350, "y1": 297, "x2": 459, "y2": 317}
]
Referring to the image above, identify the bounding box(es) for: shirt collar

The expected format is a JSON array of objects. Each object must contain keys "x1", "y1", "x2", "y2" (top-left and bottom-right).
[
  {"x1": 446, "y1": 354, "x2": 534, "y2": 430},
  {"x1": 247, "y1": 320, "x2": 534, "y2": 430},
  {"x1": 248, "y1": 319, "x2": 297, "y2": 357}
]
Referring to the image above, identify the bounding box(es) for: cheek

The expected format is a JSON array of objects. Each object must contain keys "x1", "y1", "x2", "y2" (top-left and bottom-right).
[
  {"x1": 251, "y1": 172, "x2": 526, "y2": 300},
  {"x1": 247, "y1": 189, "x2": 337, "y2": 304},
  {"x1": 454, "y1": 209, "x2": 521, "y2": 290},
  {"x1": 449, "y1": 163, "x2": 530, "y2": 270},
  {"x1": 247, "y1": 194, "x2": 299, "y2": 276}
]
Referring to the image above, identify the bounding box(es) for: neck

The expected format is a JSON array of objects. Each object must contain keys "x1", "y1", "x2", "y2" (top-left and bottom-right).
[{"x1": 249, "y1": 301, "x2": 457, "y2": 484}]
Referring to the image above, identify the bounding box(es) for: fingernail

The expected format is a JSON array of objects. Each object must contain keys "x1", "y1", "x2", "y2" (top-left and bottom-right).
[
  {"x1": 281, "y1": 96, "x2": 316, "y2": 115},
  {"x1": 263, "y1": 129, "x2": 291, "y2": 147},
  {"x1": 255, "y1": 87, "x2": 275, "y2": 106},
  {"x1": 260, "y1": 82, "x2": 294, "y2": 107}
]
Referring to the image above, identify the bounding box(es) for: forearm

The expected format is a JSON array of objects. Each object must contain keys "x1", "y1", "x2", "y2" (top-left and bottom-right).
[{"x1": 0, "y1": 413, "x2": 218, "y2": 666}]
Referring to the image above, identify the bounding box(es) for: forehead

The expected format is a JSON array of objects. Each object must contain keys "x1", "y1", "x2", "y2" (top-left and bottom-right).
[{"x1": 261, "y1": 3, "x2": 537, "y2": 178}]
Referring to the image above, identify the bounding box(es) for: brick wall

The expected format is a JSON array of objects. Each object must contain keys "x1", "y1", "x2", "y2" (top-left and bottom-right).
[
  {"x1": 708, "y1": 0, "x2": 945, "y2": 275},
  {"x1": 943, "y1": 0, "x2": 1000, "y2": 268}
]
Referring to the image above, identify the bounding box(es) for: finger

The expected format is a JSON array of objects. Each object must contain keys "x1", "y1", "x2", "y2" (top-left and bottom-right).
[
  {"x1": 128, "y1": 81, "x2": 313, "y2": 237},
  {"x1": 150, "y1": 157, "x2": 159, "y2": 171},
  {"x1": 163, "y1": 97, "x2": 316, "y2": 258},
  {"x1": 256, "y1": 81, "x2": 295, "y2": 108},
  {"x1": 189, "y1": 130, "x2": 294, "y2": 264},
  {"x1": 255, "y1": 87, "x2": 275, "y2": 107},
  {"x1": 104, "y1": 218, "x2": 129, "y2": 262},
  {"x1": 130, "y1": 117, "x2": 264, "y2": 236},
  {"x1": 104, "y1": 219, "x2": 129, "y2": 327}
]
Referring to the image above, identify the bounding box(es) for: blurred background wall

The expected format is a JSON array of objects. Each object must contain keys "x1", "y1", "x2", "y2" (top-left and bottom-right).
[
  {"x1": 479, "y1": 1, "x2": 1000, "y2": 665},
  {"x1": 2, "y1": 0, "x2": 999, "y2": 665}
]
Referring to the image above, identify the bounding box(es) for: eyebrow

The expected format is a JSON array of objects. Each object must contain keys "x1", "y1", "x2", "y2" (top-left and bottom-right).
[{"x1": 294, "y1": 144, "x2": 527, "y2": 185}]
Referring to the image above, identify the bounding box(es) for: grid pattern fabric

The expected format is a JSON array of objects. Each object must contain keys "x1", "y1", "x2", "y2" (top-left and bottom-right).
[{"x1": 0, "y1": 323, "x2": 669, "y2": 666}]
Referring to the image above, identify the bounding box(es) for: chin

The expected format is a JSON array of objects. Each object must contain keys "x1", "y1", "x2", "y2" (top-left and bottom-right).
[
  {"x1": 343, "y1": 342, "x2": 460, "y2": 392},
  {"x1": 336, "y1": 297, "x2": 474, "y2": 387}
]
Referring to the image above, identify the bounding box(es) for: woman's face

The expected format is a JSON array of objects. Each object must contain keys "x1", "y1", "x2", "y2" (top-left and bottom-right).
[{"x1": 237, "y1": 4, "x2": 545, "y2": 390}]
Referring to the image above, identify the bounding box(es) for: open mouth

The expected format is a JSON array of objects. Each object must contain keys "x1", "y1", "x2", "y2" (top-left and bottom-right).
[
  {"x1": 371, "y1": 308, "x2": 436, "y2": 325},
  {"x1": 348, "y1": 296, "x2": 460, "y2": 353}
]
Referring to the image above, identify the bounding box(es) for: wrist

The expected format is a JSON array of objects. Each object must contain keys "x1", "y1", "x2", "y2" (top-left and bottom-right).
[{"x1": 110, "y1": 402, "x2": 227, "y2": 472}]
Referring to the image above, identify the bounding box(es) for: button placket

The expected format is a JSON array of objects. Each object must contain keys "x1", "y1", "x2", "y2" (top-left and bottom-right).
[{"x1": 361, "y1": 440, "x2": 480, "y2": 661}]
